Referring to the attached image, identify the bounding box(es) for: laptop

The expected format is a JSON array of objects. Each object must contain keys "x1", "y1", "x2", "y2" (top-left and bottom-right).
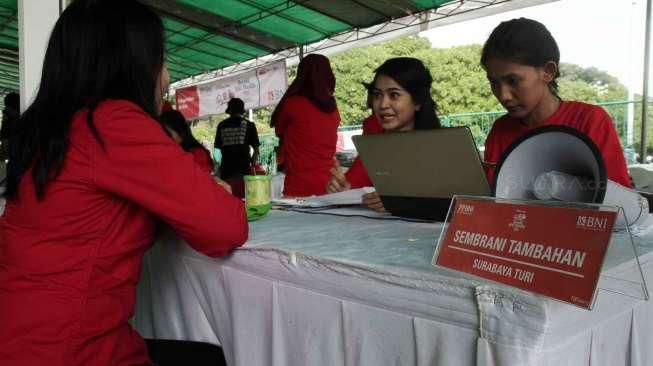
[{"x1": 352, "y1": 127, "x2": 491, "y2": 221}]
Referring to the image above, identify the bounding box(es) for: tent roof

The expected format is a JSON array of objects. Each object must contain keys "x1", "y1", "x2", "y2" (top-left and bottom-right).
[
  {"x1": 146, "y1": 0, "x2": 457, "y2": 84},
  {"x1": 0, "y1": 0, "x2": 525, "y2": 93}
]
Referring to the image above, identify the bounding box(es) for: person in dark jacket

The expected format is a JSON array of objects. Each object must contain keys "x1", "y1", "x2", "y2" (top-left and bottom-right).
[{"x1": 214, "y1": 97, "x2": 260, "y2": 180}]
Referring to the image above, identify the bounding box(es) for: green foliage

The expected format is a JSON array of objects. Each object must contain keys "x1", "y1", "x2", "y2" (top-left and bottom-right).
[
  {"x1": 252, "y1": 107, "x2": 274, "y2": 135},
  {"x1": 559, "y1": 64, "x2": 621, "y2": 87},
  {"x1": 628, "y1": 99, "x2": 653, "y2": 156},
  {"x1": 189, "y1": 114, "x2": 219, "y2": 145},
  {"x1": 558, "y1": 75, "x2": 627, "y2": 104},
  {"x1": 328, "y1": 40, "x2": 391, "y2": 124},
  {"x1": 419, "y1": 45, "x2": 501, "y2": 115}
]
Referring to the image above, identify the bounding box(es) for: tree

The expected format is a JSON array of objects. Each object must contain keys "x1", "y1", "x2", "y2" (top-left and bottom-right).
[
  {"x1": 558, "y1": 63, "x2": 627, "y2": 103},
  {"x1": 559, "y1": 64, "x2": 621, "y2": 88}
]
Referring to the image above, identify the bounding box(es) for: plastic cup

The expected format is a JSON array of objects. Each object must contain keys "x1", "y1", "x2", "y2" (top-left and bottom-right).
[{"x1": 244, "y1": 175, "x2": 272, "y2": 221}]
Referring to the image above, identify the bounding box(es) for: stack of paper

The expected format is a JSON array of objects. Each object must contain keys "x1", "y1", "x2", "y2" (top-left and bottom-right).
[{"x1": 272, "y1": 187, "x2": 375, "y2": 208}]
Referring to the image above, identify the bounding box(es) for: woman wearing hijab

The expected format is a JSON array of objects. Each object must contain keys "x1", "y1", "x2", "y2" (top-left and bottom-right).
[{"x1": 270, "y1": 54, "x2": 341, "y2": 197}]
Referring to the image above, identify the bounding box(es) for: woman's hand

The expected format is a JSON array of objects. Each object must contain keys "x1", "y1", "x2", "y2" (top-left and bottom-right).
[
  {"x1": 214, "y1": 177, "x2": 233, "y2": 194},
  {"x1": 362, "y1": 191, "x2": 385, "y2": 212},
  {"x1": 326, "y1": 157, "x2": 351, "y2": 193}
]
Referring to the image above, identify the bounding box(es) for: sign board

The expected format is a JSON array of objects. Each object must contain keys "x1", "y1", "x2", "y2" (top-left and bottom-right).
[
  {"x1": 176, "y1": 60, "x2": 287, "y2": 119},
  {"x1": 433, "y1": 196, "x2": 617, "y2": 308}
]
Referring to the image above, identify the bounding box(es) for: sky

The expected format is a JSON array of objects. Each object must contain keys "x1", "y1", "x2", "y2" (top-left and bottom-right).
[{"x1": 420, "y1": 0, "x2": 648, "y2": 93}]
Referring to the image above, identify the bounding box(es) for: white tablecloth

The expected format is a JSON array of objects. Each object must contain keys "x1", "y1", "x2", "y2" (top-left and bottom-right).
[{"x1": 134, "y1": 209, "x2": 653, "y2": 366}]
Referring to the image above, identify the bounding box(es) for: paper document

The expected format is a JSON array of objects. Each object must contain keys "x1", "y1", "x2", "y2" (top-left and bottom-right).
[{"x1": 273, "y1": 187, "x2": 375, "y2": 207}]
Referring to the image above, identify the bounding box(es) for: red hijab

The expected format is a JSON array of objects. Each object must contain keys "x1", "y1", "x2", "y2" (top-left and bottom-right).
[{"x1": 270, "y1": 54, "x2": 336, "y2": 126}]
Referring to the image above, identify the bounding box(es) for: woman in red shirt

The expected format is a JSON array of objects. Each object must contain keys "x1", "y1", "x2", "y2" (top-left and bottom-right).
[
  {"x1": 326, "y1": 57, "x2": 441, "y2": 211},
  {"x1": 271, "y1": 54, "x2": 341, "y2": 197},
  {"x1": 481, "y1": 18, "x2": 631, "y2": 187},
  {"x1": 160, "y1": 109, "x2": 214, "y2": 173},
  {"x1": 0, "y1": 1, "x2": 246, "y2": 365}
]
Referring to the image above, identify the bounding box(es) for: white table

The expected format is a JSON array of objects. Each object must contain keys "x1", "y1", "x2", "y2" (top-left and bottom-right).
[{"x1": 134, "y1": 209, "x2": 653, "y2": 366}]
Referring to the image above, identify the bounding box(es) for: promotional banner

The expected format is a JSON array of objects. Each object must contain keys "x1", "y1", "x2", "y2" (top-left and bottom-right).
[
  {"x1": 433, "y1": 197, "x2": 617, "y2": 308},
  {"x1": 176, "y1": 60, "x2": 287, "y2": 119}
]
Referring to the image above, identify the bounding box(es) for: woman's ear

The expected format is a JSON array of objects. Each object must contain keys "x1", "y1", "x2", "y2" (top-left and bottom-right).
[
  {"x1": 542, "y1": 61, "x2": 558, "y2": 83},
  {"x1": 415, "y1": 104, "x2": 421, "y2": 111}
]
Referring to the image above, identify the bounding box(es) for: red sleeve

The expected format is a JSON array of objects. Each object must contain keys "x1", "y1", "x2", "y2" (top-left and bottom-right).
[
  {"x1": 345, "y1": 114, "x2": 381, "y2": 188},
  {"x1": 93, "y1": 104, "x2": 248, "y2": 257},
  {"x1": 483, "y1": 124, "x2": 503, "y2": 186},
  {"x1": 345, "y1": 156, "x2": 372, "y2": 188},
  {"x1": 583, "y1": 109, "x2": 632, "y2": 187},
  {"x1": 362, "y1": 115, "x2": 383, "y2": 135},
  {"x1": 191, "y1": 147, "x2": 214, "y2": 173}
]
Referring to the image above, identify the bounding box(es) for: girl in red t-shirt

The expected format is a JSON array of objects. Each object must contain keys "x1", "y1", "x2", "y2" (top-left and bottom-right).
[
  {"x1": 481, "y1": 18, "x2": 631, "y2": 187},
  {"x1": 326, "y1": 57, "x2": 441, "y2": 211}
]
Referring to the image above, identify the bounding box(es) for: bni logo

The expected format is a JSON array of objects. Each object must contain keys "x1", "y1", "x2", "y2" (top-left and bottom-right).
[
  {"x1": 456, "y1": 203, "x2": 474, "y2": 215},
  {"x1": 576, "y1": 215, "x2": 608, "y2": 231}
]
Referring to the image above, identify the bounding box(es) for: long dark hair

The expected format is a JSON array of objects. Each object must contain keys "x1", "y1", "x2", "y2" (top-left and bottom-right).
[
  {"x1": 372, "y1": 57, "x2": 440, "y2": 129},
  {"x1": 481, "y1": 18, "x2": 561, "y2": 93},
  {"x1": 270, "y1": 54, "x2": 336, "y2": 127},
  {"x1": 159, "y1": 110, "x2": 205, "y2": 152},
  {"x1": 6, "y1": 0, "x2": 165, "y2": 199}
]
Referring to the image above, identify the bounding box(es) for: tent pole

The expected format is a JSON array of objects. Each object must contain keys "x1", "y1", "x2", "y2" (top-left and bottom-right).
[{"x1": 640, "y1": 0, "x2": 652, "y2": 162}]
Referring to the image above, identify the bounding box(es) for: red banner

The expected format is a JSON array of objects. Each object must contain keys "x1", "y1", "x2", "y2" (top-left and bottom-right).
[
  {"x1": 174, "y1": 60, "x2": 287, "y2": 119},
  {"x1": 434, "y1": 198, "x2": 617, "y2": 308},
  {"x1": 176, "y1": 85, "x2": 199, "y2": 119}
]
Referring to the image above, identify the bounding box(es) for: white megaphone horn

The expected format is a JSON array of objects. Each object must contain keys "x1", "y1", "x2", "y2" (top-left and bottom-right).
[{"x1": 492, "y1": 125, "x2": 648, "y2": 229}]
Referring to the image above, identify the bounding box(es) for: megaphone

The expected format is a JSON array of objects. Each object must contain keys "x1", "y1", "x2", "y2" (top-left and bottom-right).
[{"x1": 493, "y1": 125, "x2": 648, "y2": 228}]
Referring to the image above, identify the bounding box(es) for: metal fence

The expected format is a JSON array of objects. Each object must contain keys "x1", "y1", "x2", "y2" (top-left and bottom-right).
[
  {"x1": 257, "y1": 100, "x2": 645, "y2": 171},
  {"x1": 599, "y1": 100, "x2": 642, "y2": 162}
]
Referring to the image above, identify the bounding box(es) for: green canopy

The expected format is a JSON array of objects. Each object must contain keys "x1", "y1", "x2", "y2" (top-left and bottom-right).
[{"x1": 146, "y1": 0, "x2": 454, "y2": 84}]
